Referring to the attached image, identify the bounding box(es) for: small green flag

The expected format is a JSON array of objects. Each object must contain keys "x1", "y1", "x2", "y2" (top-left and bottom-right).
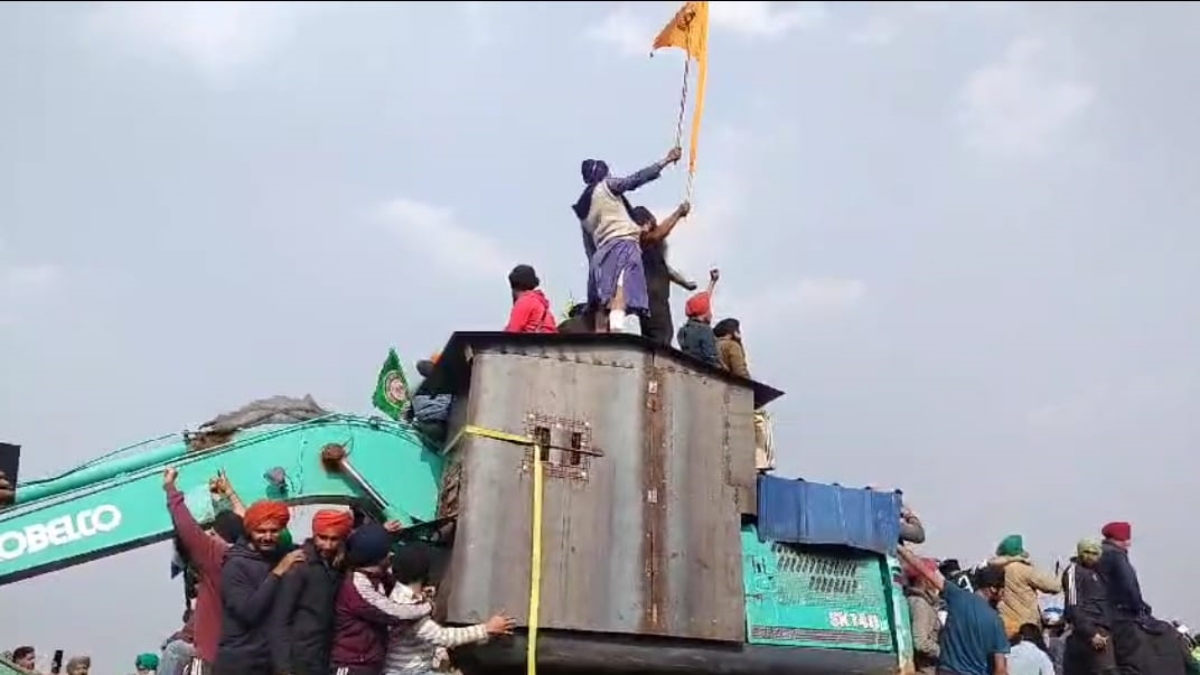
[{"x1": 372, "y1": 348, "x2": 410, "y2": 420}]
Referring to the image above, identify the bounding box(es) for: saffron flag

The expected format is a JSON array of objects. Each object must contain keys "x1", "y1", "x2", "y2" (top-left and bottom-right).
[
  {"x1": 652, "y1": 1, "x2": 709, "y2": 178},
  {"x1": 372, "y1": 347, "x2": 410, "y2": 420}
]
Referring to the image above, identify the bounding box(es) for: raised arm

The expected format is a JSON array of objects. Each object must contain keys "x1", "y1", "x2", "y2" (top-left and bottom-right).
[
  {"x1": 640, "y1": 202, "x2": 690, "y2": 245},
  {"x1": 608, "y1": 147, "x2": 682, "y2": 194},
  {"x1": 163, "y1": 468, "x2": 223, "y2": 564},
  {"x1": 896, "y1": 545, "x2": 945, "y2": 592},
  {"x1": 706, "y1": 268, "x2": 720, "y2": 298},
  {"x1": 667, "y1": 264, "x2": 697, "y2": 291},
  {"x1": 212, "y1": 469, "x2": 247, "y2": 517}
]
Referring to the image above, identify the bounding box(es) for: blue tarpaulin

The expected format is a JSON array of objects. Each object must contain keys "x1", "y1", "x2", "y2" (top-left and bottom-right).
[{"x1": 756, "y1": 475, "x2": 903, "y2": 555}]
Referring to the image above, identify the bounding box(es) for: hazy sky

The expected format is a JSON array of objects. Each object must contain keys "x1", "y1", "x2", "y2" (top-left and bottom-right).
[{"x1": 2, "y1": 0, "x2": 1199, "y2": 670}]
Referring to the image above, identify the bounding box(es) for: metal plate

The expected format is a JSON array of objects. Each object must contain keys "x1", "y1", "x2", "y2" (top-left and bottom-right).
[{"x1": 741, "y1": 525, "x2": 896, "y2": 652}]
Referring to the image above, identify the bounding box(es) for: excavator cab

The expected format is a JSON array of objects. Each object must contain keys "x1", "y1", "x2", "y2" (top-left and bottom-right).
[{"x1": 0, "y1": 331, "x2": 912, "y2": 675}]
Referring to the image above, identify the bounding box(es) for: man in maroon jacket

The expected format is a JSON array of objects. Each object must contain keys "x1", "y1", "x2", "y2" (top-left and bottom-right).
[
  {"x1": 163, "y1": 467, "x2": 244, "y2": 675},
  {"x1": 331, "y1": 523, "x2": 432, "y2": 675}
]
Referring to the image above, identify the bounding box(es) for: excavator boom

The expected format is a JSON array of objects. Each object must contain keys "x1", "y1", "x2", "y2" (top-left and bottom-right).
[{"x1": 0, "y1": 415, "x2": 443, "y2": 585}]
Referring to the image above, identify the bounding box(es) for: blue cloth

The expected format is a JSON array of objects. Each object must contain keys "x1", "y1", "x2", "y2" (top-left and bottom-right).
[
  {"x1": 939, "y1": 582, "x2": 1010, "y2": 675},
  {"x1": 755, "y1": 475, "x2": 903, "y2": 555},
  {"x1": 411, "y1": 394, "x2": 451, "y2": 423},
  {"x1": 677, "y1": 318, "x2": 719, "y2": 366},
  {"x1": 1006, "y1": 641, "x2": 1055, "y2": 675},
  {"x1": 589, "y1": 237, "x2": 649, "y2": 314}
]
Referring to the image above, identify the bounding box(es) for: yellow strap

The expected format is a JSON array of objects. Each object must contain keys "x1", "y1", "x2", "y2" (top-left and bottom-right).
[{"x1": 461, "y1": 425, "x2": 543, "y2": 675}]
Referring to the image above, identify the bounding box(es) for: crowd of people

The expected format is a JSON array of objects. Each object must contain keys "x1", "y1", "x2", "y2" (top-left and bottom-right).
[
  {"x1": 0, "y1": 650, "x2": 104, "y2": 675},
  {"x1": 416, "y1": 147, "x2": 771, "y2": 465},
  {"x1": 899, "y1": 522, "x2": 1200, "y2": 675},
  {"x1": 2, "y1": 146, "x2": 775, "y2": 675},
  {"x1": 12, "y1": 513, "x2": 1196, "y2": 675},
  {"x1": 10, "y1": 465, "x2": 514, "y2": 675},
  {"x1": 12, "y1": 150, "x2": 1196, "y2": 675}
]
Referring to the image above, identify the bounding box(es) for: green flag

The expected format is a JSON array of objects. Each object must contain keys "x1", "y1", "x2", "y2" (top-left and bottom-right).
[{"x1": 372, "y1": 348, "x2": 410, "y2": 420}]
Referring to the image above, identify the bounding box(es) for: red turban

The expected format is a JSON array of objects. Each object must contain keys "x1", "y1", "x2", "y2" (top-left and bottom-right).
[
  {"x1": 1101, "y1": 521, "x2": 1132, "y2": 541},
  {"x1": 312, "y1": 509, "x2": 354, "y2": 538},
  {"x1": 243, "y1": 500, "x2": 291, "y2": 531},
  {"x1": 685, "y1": 292, "x2": 712, "y2": 319}
]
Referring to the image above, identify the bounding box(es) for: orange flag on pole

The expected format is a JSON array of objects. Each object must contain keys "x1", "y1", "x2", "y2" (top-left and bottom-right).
[{"x1": 652, "y1": 1, "x2": 709, "y2": 181}]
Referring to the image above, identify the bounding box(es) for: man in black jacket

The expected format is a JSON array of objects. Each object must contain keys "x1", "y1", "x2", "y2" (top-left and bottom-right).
[
  {"x1": 270, "y1": 509, "x2": 354, "y2": 675},
  {"x1": 1096, "y1": 521, "x2": 1153, "y2": 675},
  {"x1": 1063, "y1": 538, "x2": 1116, "y2": 675},
  {"x1": 216, "y1": 500, "x2": 304, "y2": 675}
]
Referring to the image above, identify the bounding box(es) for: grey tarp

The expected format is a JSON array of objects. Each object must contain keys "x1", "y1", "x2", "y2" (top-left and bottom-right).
[
  {"x1": 198, "y1": 394, "x2": 331, "y2": 433},
  {"x1": 186, "y1": 395, "x2": 331, "y2": 452}
]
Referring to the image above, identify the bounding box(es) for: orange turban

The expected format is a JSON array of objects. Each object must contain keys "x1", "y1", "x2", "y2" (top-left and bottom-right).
[
  {"x1": 312, "y1": 509, "x2": 354, "y2": 538},
  {"x1": 685, "y1": 292, "x2": 711, "y2": 319},
  {"x1": 243, "y1": 500, "x2": 291, "y2": 531}
]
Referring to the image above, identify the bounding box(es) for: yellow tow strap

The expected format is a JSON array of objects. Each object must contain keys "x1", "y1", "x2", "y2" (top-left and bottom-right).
[{"x1": 461, "y1": 425, "x2": 544, "y2": 675}]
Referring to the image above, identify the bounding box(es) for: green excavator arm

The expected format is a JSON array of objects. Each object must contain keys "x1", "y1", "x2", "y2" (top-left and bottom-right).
[{"x1": 0, "y1": 414, "x2": 443, "y2": 586}]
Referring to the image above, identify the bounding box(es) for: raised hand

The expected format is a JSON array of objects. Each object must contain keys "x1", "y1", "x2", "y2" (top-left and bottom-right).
[
  {"x1": 163, "y1": 467, "x2": 179, "y2": 488},
  {"x1": 212, "y1": 469, "x2": 233, "y2": 497},
  {"x1": 664, "y1": 146, "x2": 683, "y2": 165}
]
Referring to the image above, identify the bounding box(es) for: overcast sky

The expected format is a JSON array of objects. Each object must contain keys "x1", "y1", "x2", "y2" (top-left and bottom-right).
[{"x1": 2, "y1": 0, "x2": 1199, "y2": 670}]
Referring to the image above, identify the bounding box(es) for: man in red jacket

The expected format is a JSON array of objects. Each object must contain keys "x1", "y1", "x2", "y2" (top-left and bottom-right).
[
  {"x1": 163, "y1": 467, "x2": 245, "y2": 675},
  {"x1": 504, "y1": 264, "x2": 558, "y2": 333}
]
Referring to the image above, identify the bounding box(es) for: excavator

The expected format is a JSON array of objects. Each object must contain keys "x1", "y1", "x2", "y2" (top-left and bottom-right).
[{"x1": 0, "y1": 332, "x2": 915, "y2": 675}]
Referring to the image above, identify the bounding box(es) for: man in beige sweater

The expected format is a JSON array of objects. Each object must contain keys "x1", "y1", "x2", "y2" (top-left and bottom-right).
[{"x1": 990, "y1": 534, "x2": 1062, "y2": 638}]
